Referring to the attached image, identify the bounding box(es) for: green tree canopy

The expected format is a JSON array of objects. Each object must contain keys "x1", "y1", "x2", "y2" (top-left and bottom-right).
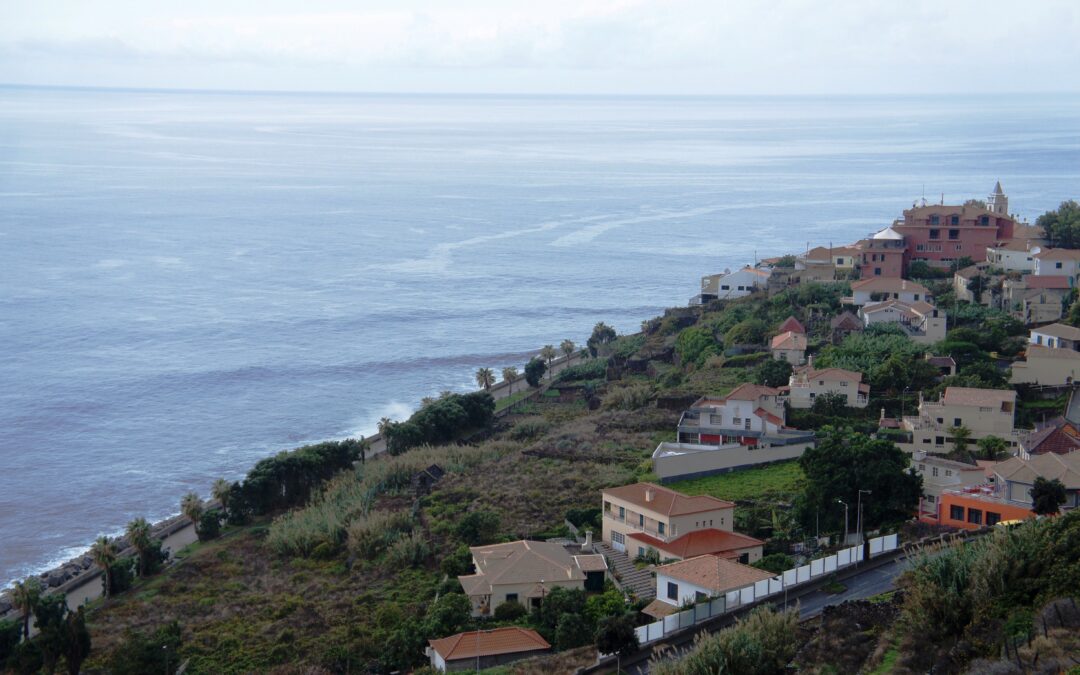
[
  {"x1": 1031, "y1": 477, "x2": 1067, "y2": 515},
  {"x1": 1037, "y1": 200, "x2": 1080, "y2": 248},
  {"x1": 524, "y1": 357, "x2": 547, "y2": 387},
  {"x1": 587, "y1": 322, "x2": 618, "y2": 357},
  {"x1": 675, "y1": 326, "x2": 721, "y2": 368},
  {"x1": 724, "y1": 318, "x2": 767, "y2": 346},
  {"x1": 753, "y1": 358, "x2": 793, "y2": 387},
  {"x1": 815, "y1": 332, "x2": 937, "y2": 397},
  {"x1": 796, "y1": 427, "x2": 922, "y2": 533}
]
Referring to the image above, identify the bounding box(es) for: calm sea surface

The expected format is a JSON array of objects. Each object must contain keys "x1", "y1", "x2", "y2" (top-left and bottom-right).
[{"x1": 2, "y1": 88, "x2": 1079, "y2": 585}]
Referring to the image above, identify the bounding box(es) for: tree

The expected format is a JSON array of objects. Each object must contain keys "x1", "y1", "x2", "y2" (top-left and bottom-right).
[
  {"x1": 181, "y1": 492, "x2": 205, "y2": 536},
  {"x1": 61, "y1": 607, "x2": 91, "y2": 675},
  {"x1": 797, "y1": 427, "x2": 922, "y2": 533},
  {"x1": 540, "y1": 344, "x2": 558, "y2": 375},
  {"x1": 125, "y1": 517, "x2": 154, "y2": 577},
  {"x1": 753, "y1": 358, "x2": 793, "y2": 388},
  {"x1": 595, "y1": 613, "x2": 638, "y2": 669},
  {"x1": 10, "y1": 577, "x2": 42, "y2": 640},
  {"x1": 107, "y1": 621, "x2": 182, "y2": 675},
  {"x1": 198, "y1": 510, "x2": 222, "y2": 541},
  {"x1": 587, "y1": 322, "x2": 618, "y2": 357},
  {"x1": 90, "y1": 536, "x2": 118, "y2": 598},
  {"x1": 724, "y1": 318, "x2": 767, "y2": 346},
  {"x1": 811, "y1": 391, "x2": 849, "y2": 417},
  {"x1": 424, "y1": 593, "x2": 471, "y2": 638},
  {"x1": 555, "y1": 612, "x2": 591, "y2": 650},
  {"x1": 950, "y1": 425, "x2": 972, "y2": 458},
  {"x1": 774, "y1": 254, "x2": 797, "y2": 268},
  {"x1": 211, "y1": 478, "x2": 231, "y2": 513},
  {"x1": 1037, "y1": 200, "x2": 1080, "y2": 248},
  {"x1": 964, "y1": 198, "x2": 987, "y2": 209},
  {"x1": 1031, "y1": 477, "x2": 1067, "y2": 515},
  {"x1": 455, "y1": 510, "x2": 500, "y2": 545},
  {"x1": 356, "y1": 435, "x2": 370, "y2": 465},
  {"x1": 475, "y1": 367, "x2": 495, "y2": 390},
  {"x1": 501, "y1": 366, "x2": 518, "y2": 395},
  {"x1": 976, "y1": 435, "x2": 1009, "y2": 461},
  {"x1": 560, "y1": 339, "x2": 576, "y2": 359},
  {"x1": 525, "y1": 357, "x2": 547, "y2": 387},
  {"x1": 31, "y1": 593, "x2": 69, "y2": 674},
  {"x1": 0, "y1": 618, "x2": 20, "y2": 666},
  {"x1": 493, "y1": 600, "x2": 528, "y2": 621},
  {"x1": 377, "y1": 417, "x2": 393, "y2": 435}
]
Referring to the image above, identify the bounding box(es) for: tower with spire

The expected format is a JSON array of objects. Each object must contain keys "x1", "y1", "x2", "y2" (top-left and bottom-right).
[{"x1": 988, "y1": 181, "x2": 1008, "y2": 215}]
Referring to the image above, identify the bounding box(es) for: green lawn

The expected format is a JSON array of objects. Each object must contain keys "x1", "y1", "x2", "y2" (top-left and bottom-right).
[
  {"x1": 494, "y1": 387, "x2": 536, "y2": 411},
  {"x1": 667, "y1": 460, "x2": 805, "y2": 502}
]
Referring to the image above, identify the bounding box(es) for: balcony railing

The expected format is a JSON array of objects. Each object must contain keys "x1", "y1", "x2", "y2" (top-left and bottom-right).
[{"x1": 602, "y1": 510, "x2": 673, "y2": 541}]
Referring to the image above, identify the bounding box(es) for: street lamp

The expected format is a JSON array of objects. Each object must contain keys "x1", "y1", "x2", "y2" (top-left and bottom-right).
[
  {"x1": 836, "y1": 499, "x2": 849, "y2": 546},
  {"x1": 857, "y1": 490, "x2": 872, "y2": 546}
]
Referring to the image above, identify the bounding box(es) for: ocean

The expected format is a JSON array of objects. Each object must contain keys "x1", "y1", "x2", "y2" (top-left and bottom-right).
[{"x1": 1, "y1": 87, "x2": 1079, "y2": 586}]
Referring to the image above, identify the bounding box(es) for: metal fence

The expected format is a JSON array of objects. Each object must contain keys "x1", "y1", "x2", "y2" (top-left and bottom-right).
[{"x1": 629, "y1": 533, "x2": 900, "y2": 647}]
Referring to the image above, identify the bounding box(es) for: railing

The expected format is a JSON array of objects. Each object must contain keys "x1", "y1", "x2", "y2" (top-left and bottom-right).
[{"x1": 602, "y1": 511, "x2": 672, "y2": 541}]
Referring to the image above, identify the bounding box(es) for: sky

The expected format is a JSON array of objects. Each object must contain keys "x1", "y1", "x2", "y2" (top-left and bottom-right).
[{"x1": 2, "y1": 0, "x2": 1079, "y2": 95}]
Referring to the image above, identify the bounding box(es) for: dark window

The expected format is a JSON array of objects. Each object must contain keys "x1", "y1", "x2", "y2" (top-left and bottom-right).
[
  {"x1": 936, "y1": 436, "x2": 945, "y2": 445},
  {"x1": 738, "y1": 552, "x2": 750, "y2": 564},
  {"x1": 950, "y1": 215, "x2": 959, "y2": 225},
  {"x1": 950, "y1": 505, "x2": 964, "y2": 520},
  {"x1": 929, "y1": 228, "x2": 940, "y2": 239},
  {"x1": 948, "y1": 229, "x2": 959, "y2": 240},
  {"x1": 874, "y1": 267, "x2": 882, "y2": 276},
  {"x1": 658, "y1": 522, "x2": 665, "y2": 535},
  {"x1": 639, "y1": 514, "x2": 644, "y2": 526},
  {"x1": 506, "y1": 593, "x2": 518, "y2": 603},
  {"x1": 954, "y1": 418, "x2": 962, "y2": 427},
  {"x1": 1056, "y1": 262, "x2": 1063, "y2": 269},
  {"x1": 967, "y1": 509, "x2": 982, "y2": 525},
  {"x1": 986, "y1": 512, "x2": 1001, "y2": 526},
  {"x1": 930, "y1": 215, "x2": 941, "y2": 225},
  {"x1": 720, "y1": 284, "x2": 730, "y2": 290},
  {"x1": 667, "y1": 582, "x2": 678, "y2": 601},
  {"x1": 980, "y1": 215, "x2": 990, "y2": 226},
  {"x1": 695, "y1": 591, "x2": 708, "y2": 602}
]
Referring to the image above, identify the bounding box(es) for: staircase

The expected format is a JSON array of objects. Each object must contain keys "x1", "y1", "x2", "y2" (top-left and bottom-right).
[{"x1": 594, "y1": 542, "x2": 655, "y2": 601}]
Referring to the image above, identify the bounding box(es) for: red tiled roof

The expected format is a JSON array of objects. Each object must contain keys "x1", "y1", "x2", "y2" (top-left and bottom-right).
[
  {"x1": 655, "y1": 554, "x2": 774, "y2": 592},
  {"x1": 777, "y1": 316, "x2": 806, "y2": 334},
  {"x1": 754, "y1": 407, "x2": 784, "y2": 427},
  {"x1": 429, "y1": 627, "x2": 550, "y2": 661},
  {"x1": 627, "y1": 528, "x2": 762, "y2": 559},
  {"x1": 770, "y1": 331, "x2": 807, "y2": 351},
  {"x1": 1023, "y1": 275, "x2": 1072, "y2": 290},
  {"x1": 1024, "y1": 417, "x2": 1080, "y2": 456},
  {"x1": 850, "y1": 278, "x2": 929, "y2": 294},
  {"x1": 603, "y1": 483, "x2": 735, "y2": 516},
  {"x1": 721, "y1": 383, "x2": 780, "y2": 402}
]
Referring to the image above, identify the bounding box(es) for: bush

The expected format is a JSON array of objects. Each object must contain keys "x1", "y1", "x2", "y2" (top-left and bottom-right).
[
  {"x1": 440, "y1": 544, "x2": 474, "y2": 578},
  {"x1": 565, "y1": 507, "x2": 602, "y2": 531},
  {"x1": 555, "y1": 612, "x2": 591, "y2": 650},
  {"x1": 751, "y1": 553, "x2": 794, "y2": 575},
  {"x1": 651, "y1": 606, "x2": 797, "y2": 675},
  {"x1": 0, "y1": 618, "x2": 20, "y2": 665},
  {"x1": 510, "y1": 417, "x2": 551, "y2": 441},
  {"x1": 107, "y1": 557, "x2": 137, "y2": 596},
  {"x1": 346, "y1": 511, "x2": 415, "y2": 559},
  {"x1": 602, "y1": 384, "x2": 653, "y2": 411},
  {"x1": 724, "y1": 319, "x2": 767, "y2": 346},
  {"x1": 675, "y1": 326, "x2": 721, "y2": 368},
  {"x1": 455, "y1": 510, "x2": 500, "y2": 546},
  {"x1": 383, "y1": 392, "x2": 496, "y2": 455},
  {"x1": 557, "y1": 359, "x2": 608, "y2": 382},
  {"x1": 385, "y1": 531, "x2": 430, "y2": 569},
  {"x1": 493, "y1": 601, "x2": 528, "y2": 622},
  {"x1": 197, "y1": 509, "x2": 222, "y2": 541},
  {"x1": 232, "y1": 439, "x2": 365, "y2": 517},
  {"x1": 107, "y1": 621, "x2": 182, "y2": 675}
]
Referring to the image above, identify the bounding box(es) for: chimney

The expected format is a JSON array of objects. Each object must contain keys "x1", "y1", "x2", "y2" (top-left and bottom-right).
[
  {"x1": 645, "y1": 488, "x2": 655, "y2": 503},
  {"x1": 584, "y1": 530, "x2": 593, "y2": 550},
  {"x1": 808, "y1": 354, "x2": 814, "y2": 369}
]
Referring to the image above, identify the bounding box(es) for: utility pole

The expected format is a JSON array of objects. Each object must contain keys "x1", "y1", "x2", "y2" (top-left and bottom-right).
[
  {"x1": 836, "y1": 499, "x2": 849, "y2": 546},
  {"x1": 857, "y1": 489, "x2": 872, "y2": 546}
]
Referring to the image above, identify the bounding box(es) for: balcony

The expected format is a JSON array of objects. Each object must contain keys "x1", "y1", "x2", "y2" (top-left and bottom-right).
[{"x1": 602, "y1": 510, "x2": 674, "y2": 541}]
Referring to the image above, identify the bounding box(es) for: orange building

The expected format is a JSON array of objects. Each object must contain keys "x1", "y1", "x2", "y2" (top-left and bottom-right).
[{"x1": 925, "y1": 485, "x2": 1036, "y2": 530}]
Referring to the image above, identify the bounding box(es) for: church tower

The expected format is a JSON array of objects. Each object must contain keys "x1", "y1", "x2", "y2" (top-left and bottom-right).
[{"x1": 988, "y1": 181, "x2": 1008, "y2": 215}]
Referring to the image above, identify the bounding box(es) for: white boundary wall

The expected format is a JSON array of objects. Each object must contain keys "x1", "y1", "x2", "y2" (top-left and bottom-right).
[{"x1": 632, "y1": 534, "x2": 900, "y2": 647}]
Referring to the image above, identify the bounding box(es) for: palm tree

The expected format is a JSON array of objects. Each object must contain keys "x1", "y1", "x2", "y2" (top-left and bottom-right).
[
  {"x1": 181, "y1": 492, "x2": 204, "y2": 535},
  {"x1": 357, "y1": 435, "x2": 371, "y2": 465},
  {"x1": 125, "y1": 517, "x2": 153, "y2": 577},
  {"x1": 377, "y1": 417, "x2": 393, "y2": 435},
  {"x1": 211, "y1": 478, "x2": 231, "y2": 514},
  {"x1": 11, "y1": 577, "x2": 41, "y2": 639},
  {"x1": 560, "y1": 339, "x2": 576, "y2": 360},
  {"x1": 90, "y1": 536, "x2": 118, "y2": 598},
  {"x1": 540, "y1": 345, "x2": 557, "y2": 379},
  {"x1": 501, "y1": 366, "x2": 519, "y2": 395},
  {"x1": 475, "y1": 367, "x2": 495, "y2": 390}
]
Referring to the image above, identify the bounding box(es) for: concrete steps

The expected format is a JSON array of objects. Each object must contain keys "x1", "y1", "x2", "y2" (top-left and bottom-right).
[{"x1": 594, "y1": 542, "x2": 655, "y2": 601}]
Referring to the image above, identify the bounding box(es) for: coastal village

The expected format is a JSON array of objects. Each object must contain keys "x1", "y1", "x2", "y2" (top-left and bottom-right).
[{"x1": 3, "y1": 185, "x2": 1080, "y2": 674}]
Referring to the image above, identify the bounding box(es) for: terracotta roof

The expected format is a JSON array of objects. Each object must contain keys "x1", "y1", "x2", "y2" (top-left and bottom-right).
[
  {"x1": 770, "y1": 331, "x2": 807, "y2": 351},
  {"x1": 721, "y1": 383, "x2": 781, "y2": 402},
  {"x1": 753, "y1": 407, "x2": 784, "y2": 427},
  {"x1": 954, "y1": 265, "x2": 983, "y2": 280},
  {"x1": 1035, "y1": 248, "x2": 1080, "y2": 261},
  {"x1": 655, "y1": 554, "x2": 774, "y2": 593},
  {"x1": 1022, "y1": 344, "x2": 1080, "y2": 361},
  {"x1": 941, "y1": 387, "x2": 1016, "y2": 408},
  {"x1": 850, "y1": 278, "x2": 929, "y2": 294},
  {"x1": 1032, "y1": 323, "x2": 1080, "y2": 341},
  {"x1": 777, "y1": 316, "x2": 806, "y2": 334},
  {"x1": 429, "y1": 627, "x2": 551, "y2": 662},
  {"x1": 628, "y1": 528, "x2": 763, "y2": 559},
  {"x1": 459, "y1": 540, "x2": 585, "y2": 596},
  {"x1": 603, "y1": 483, "x2": 735, "y2": 516},
  {"x1": 1023, "y1": 417, "x2": 1080, "y2": 456},
  {"x1": 1011, "y1": 224, "x2": 1046, "y2": 241},
  {"x1": 795, "y1": 366, "x2": 863, "y2": 383},
  {"x1": 1022, "y1": 275, "x2": 1071, "y2": 290},
  {"x1": 642, "y1": 598, "x2": 681, "y2": 619},
  {"x1": 993, "y1": 452, "x2": 1080, "y2": 489},
  {"x1": 572, "y1": 554, "x2": 609, "y2": 572},
  {"x1": 830, "y1": 311, "x2": 862, "y2": 330},
  {"x1": 926, "y1": 356, "x2": 956, "y2": 368},
  {"x1": 989, "y1": 240, "x2": 1034, "y2": 252}
]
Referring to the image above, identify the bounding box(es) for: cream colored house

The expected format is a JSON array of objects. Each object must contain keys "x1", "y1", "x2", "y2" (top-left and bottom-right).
[
  {"x1": 1011, "y1": 345, "x2": 1080, "y2": 386},
  {"x1": 858, "y1": 299, "x2": 946, "y2": 344},
  {"x1": 847, "y1": 278, "x2": 930, "y2": 306},
  {"x1": 601, "y1": 483, "x2": 735, "y2": 555},
  {"x1": 899, "y1": 387, "x2": 1020, "y2": 454},
  {"x1": 992, "y1": 452, "x2": 1080, "y2": 511},
  {"x1": 912, "y1": 452, "x2": 987, "y2": 518},
  {"x1": 458, "y1": 540, "x2": 606, "y2": 617},
  {"x1": 1029, "y1": 323, "x2": 1080, "y2": 351},
  {"x1": 1001, "y1": 276, "x2": 1071, "y2": 325},
  {"x1": 770, "y1": 331, "x2": 807, "y2": 364},
  {"x1": 785, "y1": 364, "x2": 869, "y2": 409},
  {"x1": 1034, "y1": 248, "x2": 1080, "y2": 279},
  {"x1": 649, "y1": 554, "x2": 773, "y2": 614}
]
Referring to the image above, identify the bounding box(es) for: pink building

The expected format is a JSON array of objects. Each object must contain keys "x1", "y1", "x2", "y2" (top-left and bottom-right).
[{"x1": 894, "y1": 184, "x2": 1017, "y2": 270}]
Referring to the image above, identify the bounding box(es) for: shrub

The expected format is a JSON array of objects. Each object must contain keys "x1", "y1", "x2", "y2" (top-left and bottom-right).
[
  {"x1": 555, "y1": 612, "x2": 591, "y2": 650},
  {"x1": 602, "y1": 384, "x2": 653, "y2": 411},
  {"x1": 0, "y1": 618, "x2": 20, "y2": 665},
  {"x1": 346, "y1": 511, "x2": 415, "y2": 559},
  {"x1": 197, "y1": 509, "x2": 222, "y2": 541},
  {"x1": 510, "y1": 417, "x2": 551, "y2": 441},
  {"x1": 385, "y1": 532, "x2": 430, "y2": 569},
  {"x1": 383, "y1": 392, "x2": 495, "y2": 455},
  {"x1": 107, "y1": 621, "x2": 182, "y2": 675},
  {"x1": 107, "y1": 557, "x2": 137, "y2": 596},
  {"x1": 651, "y1": 606, "x2": 797, "y2": 675},
  {"x1": 493, "y1": 601, "x2": 528, "y2": 622},
  {"x1": 557, "y1": 359, "x2": 608, "y2": 382},
  {"x1": 440, "y1": 544, "x2": 474, "y2": 577},
  {"x1": 525, "y1": 357, "x2": 547, "y2": 387},
  {"x1": 455, "y1": 510, "x2": 500, "y2": 546}
]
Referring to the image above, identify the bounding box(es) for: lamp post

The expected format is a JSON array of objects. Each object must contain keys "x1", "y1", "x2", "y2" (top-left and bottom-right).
[
  {"x1": 836, "y1": 499, "x2": 849, "y2": 546},
  {"x1": 857, "y1": 489, "x2": 872, "y2": 546}
]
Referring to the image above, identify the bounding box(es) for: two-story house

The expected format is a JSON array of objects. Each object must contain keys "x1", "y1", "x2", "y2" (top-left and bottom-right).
[
  {"x1": 912, "y1": 452, "x2": 987, "y2": 520},
  {"x1": 847, "y1": 278, "x2": 930, "y2": 307},
  {"x1": 1033, "y1": 248, "x2": 1080, "y2": 280},
  {"x1": 770, "y1": 331, "x2": 807, "y2": 364},
  {"x1": 696, "y1": 266, "x2": 772, "y2": 303},
  {"x1": 899, "y1": 387, "x2": 1020, "y2": 454},
  {"x1": 855, "y1": 227, "x2": 906, "y2": 278},
  {"x1": 1001, "y1": 276, "x2": 1072, "y2": 325},
  {"x1": 646, "y1": 554, "x2": 773, "y2": 618},
  {"x1": 1029, "y1": 323, "x2": 1080, "y2": 351},
  {"x1": 675, "y1": 384, "x2": 787, "y2": 447},
  {"x1": 993, "y1": 451, "x2": 1080, "y2": 511},
  {"x1": 784, "y1": 364, "x2": 869, "y2": 409},
  {"x1": 985, "y1": 240, "x2": 1039, "y2": 273},
  {"x1": 857, "y1": 299, "x2": 946, "y2": 344}
]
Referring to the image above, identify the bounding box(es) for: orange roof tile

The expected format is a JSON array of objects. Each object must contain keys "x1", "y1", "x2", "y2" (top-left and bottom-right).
[
  {"x1": 777, "y1": 316, "x2": 806, "y2": 334},
  {"x1": 850, "y1": 278, "x2": 929, "y2": 294},
  {"x1": 627, "y1": 528, "x2": 763, "y2": 559},
  {"x1": 655, "y1": 554, "x2": 774, "y2": 593},
  {"x1": 770, "y1": 331, "x2": 807, "y2": 351},
  {"x1": 941, "y1": 387, "x2": 1016, "y2": 407},
  {"x1": 429, "y1": 627, "x2": 550, "y2": 661},
  {"x1": 603, "y1": 483, "x2": 735, "y2": 516}
]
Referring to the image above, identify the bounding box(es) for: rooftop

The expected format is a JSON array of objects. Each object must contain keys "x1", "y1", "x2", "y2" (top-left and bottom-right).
[
  {"x1": 655, "y1": 554, "x2": 774, "y2": 593},
  {"x1": 429, "y1": 627, "x2": 551, "y2": 661},
  {"x1": 850, "y1": 278, "x2": 929, "y2": 294},
  {"x1": 793, "y1": 366, "x2": 864, "y2": 383},
  {"x1": 994, "y1": 451, "x2": 1080, "y2": 489},
  {"x1": 770, "y1": 331, "x2": 807, "y2": 351},
  {"x1": 1022, "y1": 417, "x2": 1080, "y2": 456},
  {"x1": 1032, "y1": 323, "x2": 1080, "y2": 341},
  {"x1": 941, "y1": 387, "x2": 1016, "y2": 408},
  {"x1": 777, "y1": 316, "x2": 806, "y2": 334},
  {"x1": 458, "y1": 540, "x2": 587, "y2": 596},
  {"x1": 1021, "y1": 275, "x2": 1072, "y2": 290},
  {"x1": 629, "y1": 528, "x2": 764, "y2": 560},
  {"x1": 1021, "y1": 344, "x2": 1080, "y2": 361},
  {"x1": 871, "y1": 226, "x2": 904, "y2": 241},
  {"x1": 1035, "y1": 248, "x2": 1080, "y2": 261},
  {"x1": 602, "y1": 483, "x2": 735, "y2": 516}
]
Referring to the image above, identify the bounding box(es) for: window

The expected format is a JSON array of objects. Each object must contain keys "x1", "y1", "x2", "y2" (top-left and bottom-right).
[
  {"x1": 840, "y1": 381, "x2": 849, "y2": 386},
  {"x1": 930, "y1": 215, "x2": 941, "y2": 225},
  {"x1": 738, "y1": 552, "x2": 750, "y2": 564},
  {"x1": 819, "y1": 380, "x2": 825, "y2": 386},
  {"x1": 954, "y1": 418, "x2": 961, "y2": 426},
  {"x1": 695, "y1": 591, "x2": 708, "y2": 602},
  {"x1": 925, "y1": 495, "x2": 936, "y2": 503},
  {"x1": 951, "y1": 215, "x2": 959, "y2": 225},
  {"x1": 967, "y1": 508, "x2": 982, "y2": 525},
  {"x1": 929, "y1": 228, "x2": 940, "y2": 239},
  {"x1": 639, "y1": 514, "x2": 644, "y2": 527},
  {"x1": 955, "y1": 245, "x2": 963, "y2": 251},
  {"x1": 932, "y1": 467, "x2": 939, "y2": 477},
  {"x1": 721, "y1": 285, "x2": 730, "y2": 290},
  {"x1": 980, "y1": 215, "x2": 990, "y2": 226},
  {"x1": 986, "y1": 511, "x2": 1001, "y2": 526},
  {"x1": 733, "y1": 417, "x2": 742, "y2": 425},
  {"x1": 667, "y1": 582, "x2": 679, "y2": 601},
  {"x1": 710, "y1": 520, "x2": 713, "y2": 526},
  {"x1": 923, "y1": 438, "x2": 931, "y2": 444},
  {"x1": 744, "y1": 418, "x2": 751, "y2": 430},
  {"x1": 837, "y1": 257, "x2": 845, "y2": 265},
  {"x1": 936, "y1": 436, "x2": 945, "y2": 445},
  {"x1": 612, "y1": 532, "x2": 625, "y2": 544},
  {"x1": 638, "y1": 547, "x2": 645, "y2": 557},
  {"x1": 618, "y1": 506, "x2": 625, "y2": 519},
  {"x1": 948, "y1": 229, "x2": 959, "y2": 240},
  {"x1": 874, "y1": 267, "x2": 882, "y2": 276},
  {"x1": 936, "y1": 417, "x2": 944, "y2": 424},
  {"x1": 950, "y1": 505, "x2": 964, "y2": 520},
  {"x1": 506, "y1": 593, "x2": 518, "y2": 603},
  {"x1": 945, "y1": 470, "x2": 953, "y2": 477},
  {"x1": 658, "y1": 522, "x2": 665, "y2": 535},
  {"x1": 918, "y1": 463, "x2": 925, "y2": 471},
  {"x1": 1056, "y1": 262, "x2": 1063, "y2": 269},
  {"x1": 738, "y1": 285, "x2": 746, "y2": 290}
]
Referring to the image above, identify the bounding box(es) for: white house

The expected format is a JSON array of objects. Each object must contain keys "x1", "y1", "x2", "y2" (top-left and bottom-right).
[
  {"x1": 651, "y1": 554, "x2": 773, "y2": 611},
  {"x1": 1034, "y1": 248, "x2": 1080, "y2": 279},
  {"x1": 785, "y1": 364, "x2": 869, "y2": 409},
  {"x1": 847, "y1": 278, "x2": 930, "y2": 306},
  {"x1": 858, "y1": 300, "x2": 947, "y2": 344},
  {"x1": 1029, "y1": 323, "x2": 1080, "y2": 351},
  {"x1": 986, "y1": 241, "x2": 1039, "y2": 273},
  {"x1": 699, "y1": 266, "x2": 772, "y2": 301},
  {"x1": 676, "y1": 384, "x2": 787, "y2": 447}
]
